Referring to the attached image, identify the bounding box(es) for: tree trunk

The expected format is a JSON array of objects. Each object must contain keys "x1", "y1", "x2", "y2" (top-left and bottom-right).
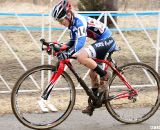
[
  {"x1": 33, "y1": 0, "x2": 38, "y2": 5},
  {"x1": 78, "y1": 0, "x2": 118, "y2": 28},
  {"x1": 103, "y1": 0, "x2": 118, "y2": 28}
]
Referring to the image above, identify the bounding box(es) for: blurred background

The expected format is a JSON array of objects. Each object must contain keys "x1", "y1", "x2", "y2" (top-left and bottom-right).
[{"x1": 0, "y1": 0, "x2": 160, "y2": 11}]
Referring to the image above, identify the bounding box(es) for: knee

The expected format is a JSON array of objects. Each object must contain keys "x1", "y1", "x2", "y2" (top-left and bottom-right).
[
  {"x1": 76, "y1": 54, "x2": 83, "y2": 63},
  {"x1": 76, "y1": 51, "x2": 88, "y2": 64}
]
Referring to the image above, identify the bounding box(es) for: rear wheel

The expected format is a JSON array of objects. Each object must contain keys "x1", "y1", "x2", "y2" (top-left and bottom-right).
[
  {"x1": 11, "y1": 65, "x2": 76, "y2": 129},
  {"x1": 105, "y1": 62, "x2": 160, "y2": 124}
]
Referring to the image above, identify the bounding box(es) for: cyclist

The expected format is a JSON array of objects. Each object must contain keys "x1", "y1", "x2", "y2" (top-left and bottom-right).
[{"x1": 51, "y1": 0, "x2": 117, "y2": 116}]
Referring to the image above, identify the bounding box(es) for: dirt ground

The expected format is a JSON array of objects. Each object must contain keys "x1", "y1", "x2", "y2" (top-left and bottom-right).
[{"x1": 0, "y1": 2, "x2": 160, "y2": 114}]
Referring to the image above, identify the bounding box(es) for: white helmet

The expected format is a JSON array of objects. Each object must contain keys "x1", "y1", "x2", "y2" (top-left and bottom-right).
[{"x1": 51, "y1": 0, "x2": 71, "y2": 20}]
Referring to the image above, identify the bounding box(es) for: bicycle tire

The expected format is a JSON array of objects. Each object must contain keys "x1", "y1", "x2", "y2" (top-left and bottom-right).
[
  {"x1": 105, "y1": 62, "x2": 160, "y2": 124},
  {"x1": 11, "y1": 65, "x2": 76, "y2": 129}
]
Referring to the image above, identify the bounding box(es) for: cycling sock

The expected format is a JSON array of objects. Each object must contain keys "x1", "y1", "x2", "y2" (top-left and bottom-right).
[{"x1": 93, "y1": 65, "x2": 107, "y2": 77}]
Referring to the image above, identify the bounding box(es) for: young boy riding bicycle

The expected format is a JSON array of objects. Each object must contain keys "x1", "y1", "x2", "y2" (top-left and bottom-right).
[{"x1": 51, "y1": 0, "x2": 117, "y2": 116}]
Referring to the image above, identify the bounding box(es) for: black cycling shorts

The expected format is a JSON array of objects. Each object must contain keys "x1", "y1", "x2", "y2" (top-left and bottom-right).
[{"x1": 84, "y1": 37, "x2": 117, "y2": 60}]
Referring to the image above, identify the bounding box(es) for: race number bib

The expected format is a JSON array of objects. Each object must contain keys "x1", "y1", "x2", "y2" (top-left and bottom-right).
[{"x1": 87, "y1": 17, "x2": 105, "y2": 34}]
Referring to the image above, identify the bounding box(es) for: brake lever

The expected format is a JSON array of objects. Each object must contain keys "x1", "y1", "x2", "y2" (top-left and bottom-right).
[
  {"x1": 40, "y1": 39, "x2": 53, "y2": 51},
  {"x1": 40, "y1": 39, "x2": 47, "y2": 51},
  {"x1": 41, "y1": 44, "x2": 45, "y2": 51}
]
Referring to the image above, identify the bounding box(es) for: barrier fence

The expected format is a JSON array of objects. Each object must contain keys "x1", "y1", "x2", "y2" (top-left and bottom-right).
[
  {"x1": 0, "y1": 11, "x2": 160, "y2": 31},
  {"x1": 0, "y1": 11, "x2": 160, "y2": 93}
]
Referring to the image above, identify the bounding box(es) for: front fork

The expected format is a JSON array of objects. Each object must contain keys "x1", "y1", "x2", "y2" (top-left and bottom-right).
[
  {"x1": 41, "y1": 61, "x2": 65, "y2": 100},
  {"x1": 42, "y1": 59, "x2": 98, "y2": 102}
]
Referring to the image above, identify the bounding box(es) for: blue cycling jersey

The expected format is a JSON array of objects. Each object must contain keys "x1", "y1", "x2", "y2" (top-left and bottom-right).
[{"x1": 67, "y1": 13, "x2": 112, "y2": 55}]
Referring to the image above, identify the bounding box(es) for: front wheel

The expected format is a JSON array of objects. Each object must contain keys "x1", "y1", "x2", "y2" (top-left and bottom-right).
[
  {"x1": 105, "y1": 62, "x2": 160, "y2": 124},
  {"x1": 11, "y1": 65, "x2": 76, "y2": 129}
]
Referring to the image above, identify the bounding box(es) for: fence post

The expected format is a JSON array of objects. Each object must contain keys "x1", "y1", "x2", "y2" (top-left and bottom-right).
[{"x1": 156, "y1": 13, "x2": 160, "y2": 73}]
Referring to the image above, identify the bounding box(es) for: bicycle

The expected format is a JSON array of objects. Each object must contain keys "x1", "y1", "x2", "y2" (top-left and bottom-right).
[{"x1": 11, "y1": 39, "x2": 160, "y2": 130}]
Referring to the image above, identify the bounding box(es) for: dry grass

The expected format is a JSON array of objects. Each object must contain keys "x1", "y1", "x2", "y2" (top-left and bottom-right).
[
  {"x1": 0, "y1": 2, "x2": 159, "y2": 114},
  {"x1": 2, "y1": 89, "x2": 158, "y2": 115},
  {"x1": 0, "y1": 29, "x2": 158, "y2": 114},
  {"x1": 0, "y1": 90, "x2": 88, "y2": 115},
  {"x1": 4, "y1": 88, "x2": 160, "y2": 117}
]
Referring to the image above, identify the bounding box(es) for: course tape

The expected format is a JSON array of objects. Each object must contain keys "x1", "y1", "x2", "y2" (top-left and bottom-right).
[
  {"x1": 0, "y1": 13, "x2": 49, "y2": 16},
  {"x1": 0, "y1": 12, "x2": 159, "y2": 31},
  {"x1": 0, "y1": 25, "x2": 158, "y2": 31},
  {"x1": 0, "y1": 26, "x2": 64, "y2": 31},
  {"x1": 0, "y1": 12, "x2": 159, "y2": 17}
]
